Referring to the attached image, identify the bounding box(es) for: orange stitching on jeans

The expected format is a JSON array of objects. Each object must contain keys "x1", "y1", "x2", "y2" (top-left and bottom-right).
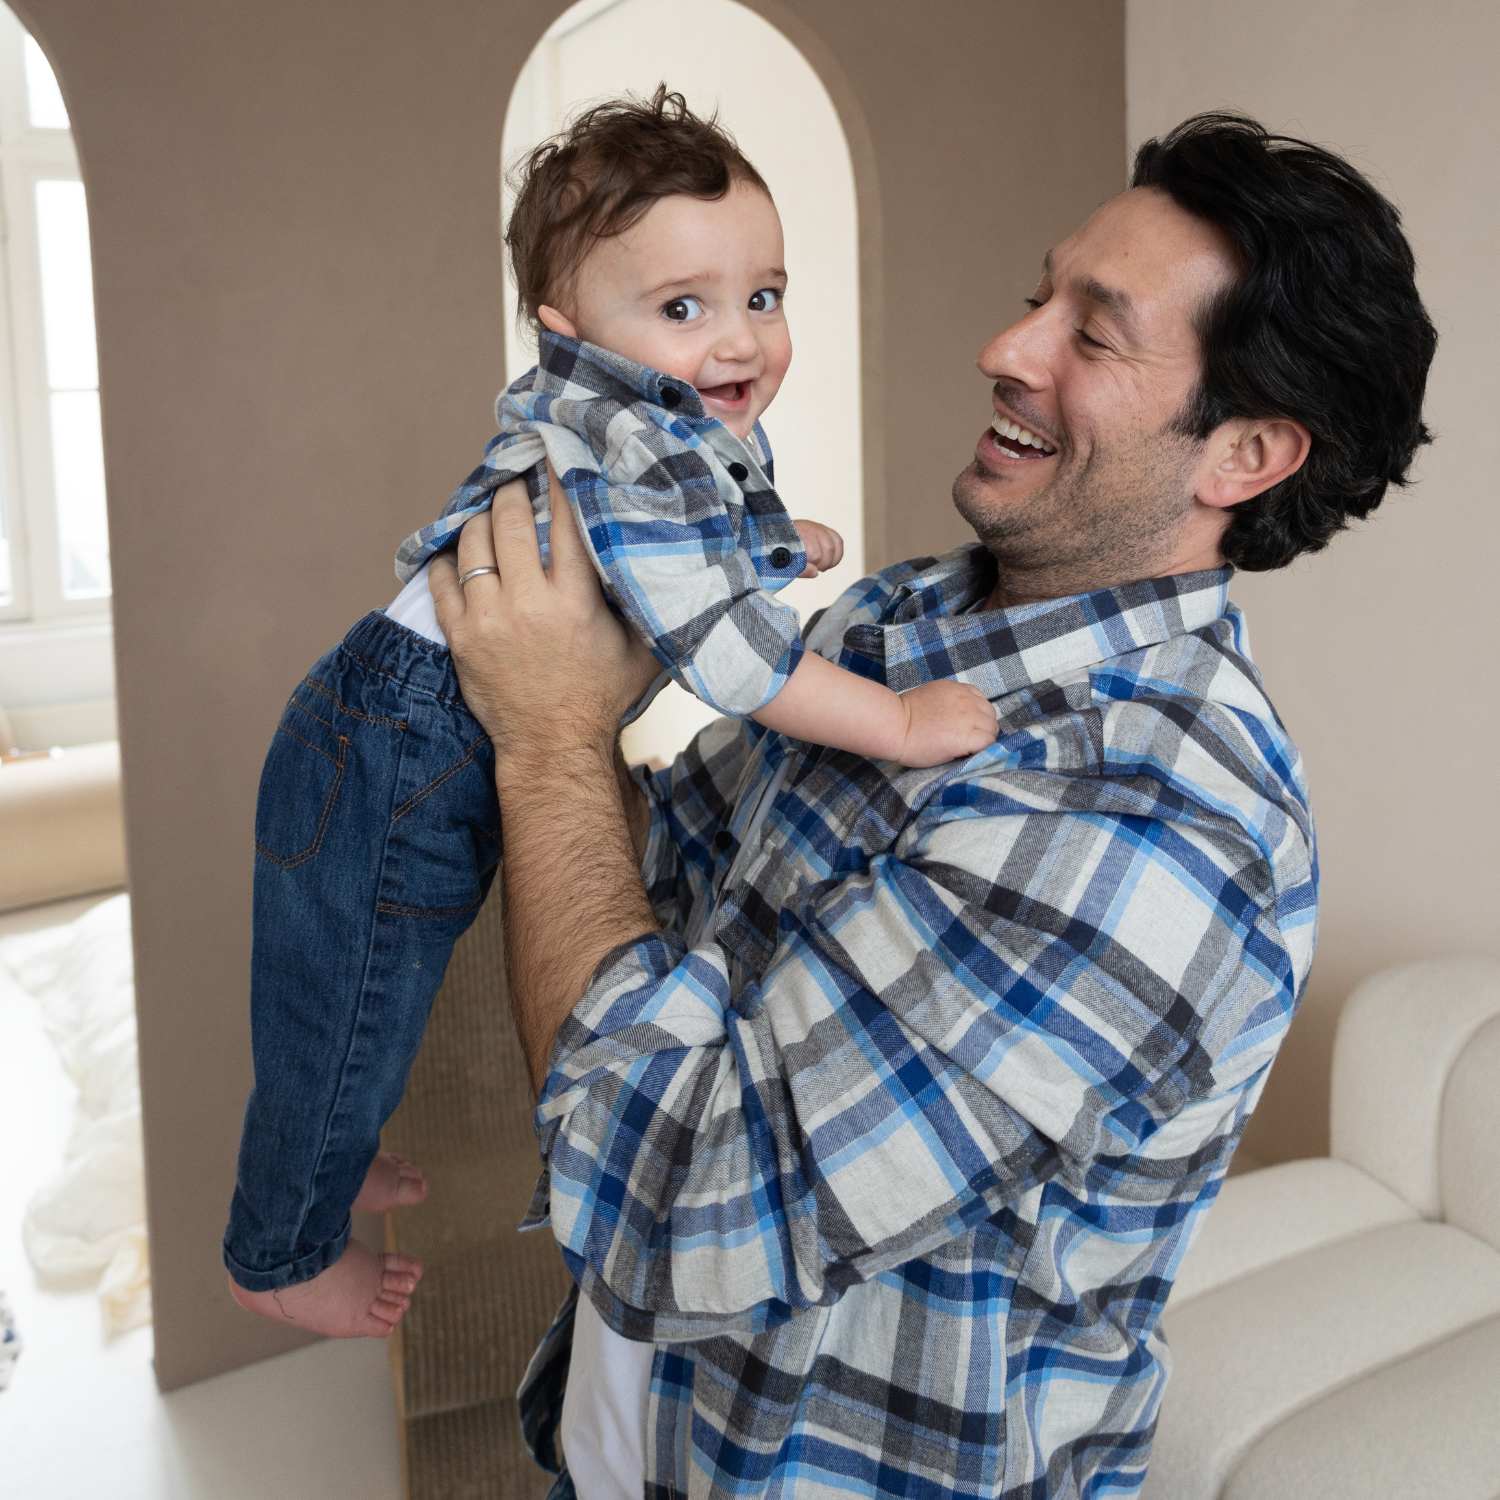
[
  {"x1": 301, "y1": 673, "x2": 408, "y2": 728},
  {"x1": 270, "y1": 721, "x2": 339, "y2": 767},
  {"x1": 254, "y1": 732, "x2": 350, "y2": 869},
  {"x1": 286, "y1": 697, "x2": 336, "y2": 735},
  {"x1": 389, "y1": 732, "x2": 492, "y2": 825}
]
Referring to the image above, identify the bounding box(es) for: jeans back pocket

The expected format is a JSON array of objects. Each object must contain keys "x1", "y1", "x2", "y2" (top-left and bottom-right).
[{"x1": 254, "y1": 683, "x2": 350, "y2": 870}]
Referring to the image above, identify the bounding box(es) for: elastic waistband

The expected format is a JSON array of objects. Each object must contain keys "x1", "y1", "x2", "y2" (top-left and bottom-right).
[{"x1": 338, "y1": 610, "x2": 466, "y2": 704}]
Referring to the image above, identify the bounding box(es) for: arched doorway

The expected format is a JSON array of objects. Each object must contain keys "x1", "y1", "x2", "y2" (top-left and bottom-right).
[{"x1": 500, "y1": 0, "x2": 864, "y2": 766}]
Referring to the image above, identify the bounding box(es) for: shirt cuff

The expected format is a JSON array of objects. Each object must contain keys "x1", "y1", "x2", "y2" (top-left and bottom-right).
[
  {"x1": 671, "y1": 591, "x2": 805, "y2": 717},
  {"x1": 535, "y1": 927, "x2": 731, "y2": 1120}
]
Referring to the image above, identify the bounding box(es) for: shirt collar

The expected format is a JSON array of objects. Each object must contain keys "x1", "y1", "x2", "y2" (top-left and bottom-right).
[
  {"x1": 837, "y1": 544, "x2": 1234, "y2": 698},
  {"x1": 533, "y1": 328, "x2": 710, "y2": 420}
]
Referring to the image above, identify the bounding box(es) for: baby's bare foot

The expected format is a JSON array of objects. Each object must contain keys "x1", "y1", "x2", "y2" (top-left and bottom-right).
[
  {"x1": 352, "y1": 1150, "x2": 429, "y2": 1214},
  {"x1": 227, "y1": 1240, "x2": 423, "y2": 1339}
]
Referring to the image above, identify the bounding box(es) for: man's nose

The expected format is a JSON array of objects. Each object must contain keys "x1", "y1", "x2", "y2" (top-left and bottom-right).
[{"x1": 977, "y1": 308, "x2": 1050, "y2": 389}]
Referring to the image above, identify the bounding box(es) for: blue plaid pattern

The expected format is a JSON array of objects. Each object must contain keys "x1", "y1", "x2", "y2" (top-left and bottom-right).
[
  {"x1": 519, "y1": 544, "x2": 1318, "y2": 1499},
  {"x1": 396, "y1": 332, "x2": 808, "y2": 716}
]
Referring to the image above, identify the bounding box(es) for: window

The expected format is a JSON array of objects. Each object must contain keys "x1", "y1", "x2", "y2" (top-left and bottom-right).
[{"x1": 0, "y1": 13, "x2": 108, "y2": 624}]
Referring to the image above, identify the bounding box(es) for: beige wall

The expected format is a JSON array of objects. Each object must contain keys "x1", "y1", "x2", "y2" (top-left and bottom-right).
[
  {"x1": 18, "y1": 0, "x2": 1123, "y2": 1389},
  {"x1": 1129, "y1": 0, "x2": 1500, "y2": 1164}
]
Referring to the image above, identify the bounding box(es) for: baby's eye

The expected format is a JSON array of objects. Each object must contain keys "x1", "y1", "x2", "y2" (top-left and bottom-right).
[
  {"x1": 662, "y1": 296, "x2": 705, "y2": 322},
  {"x1": 748, "y1": 288, "x2": 781, "y2": 313}
]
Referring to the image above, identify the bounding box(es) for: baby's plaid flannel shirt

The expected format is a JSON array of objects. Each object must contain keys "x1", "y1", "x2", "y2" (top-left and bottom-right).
[
  {"x1": 396, "y1": 331, "x2": 807, "y2": 717},
  {"x1": 518, "y1": 545, "x2": 1318, "y2": 1499}
]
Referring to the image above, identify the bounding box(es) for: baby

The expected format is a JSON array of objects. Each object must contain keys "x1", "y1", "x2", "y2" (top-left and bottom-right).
[{"x1": 224, "y1": 88, "x2": 995, "y2": 1338}]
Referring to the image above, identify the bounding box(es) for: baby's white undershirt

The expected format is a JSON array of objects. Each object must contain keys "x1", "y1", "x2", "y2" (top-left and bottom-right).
[{"x1": 386, "y1": 565, "x2": 446, "y2": 646}]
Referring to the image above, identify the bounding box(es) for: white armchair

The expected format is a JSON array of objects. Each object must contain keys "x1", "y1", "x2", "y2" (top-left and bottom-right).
[{"x1": 1145, "y1": 957, "x2": 1500, "y2": 1499}]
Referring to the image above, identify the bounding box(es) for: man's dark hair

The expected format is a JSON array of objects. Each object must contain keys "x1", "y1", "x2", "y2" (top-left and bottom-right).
[
  {"x1": 505, "y1": 84, "x2": 770, "y2": 330},
  {"x1": 1132, "y1": 112, "x2": 1437, "y2": 571}
]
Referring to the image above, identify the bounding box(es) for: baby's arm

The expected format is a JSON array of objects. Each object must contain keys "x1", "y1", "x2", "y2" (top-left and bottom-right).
[{"x1": 751, "y1": 652, "x2": 996, "y2": 767}]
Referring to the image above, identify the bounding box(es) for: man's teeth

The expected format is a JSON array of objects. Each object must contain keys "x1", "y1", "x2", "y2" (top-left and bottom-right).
[{"x1": 991, "y1": 415, "x2": 1057, "y2": 455}]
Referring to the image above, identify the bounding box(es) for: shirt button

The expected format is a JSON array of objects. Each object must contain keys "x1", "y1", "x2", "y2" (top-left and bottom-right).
[
  {"x1": 771, "y1": 546, "x2": 792, "y2": 569},
  {"x1": 727, "y1": 461, "x2": 749, "y2": 481},
  {"x1": 659, "y1": 385, "x2": 682, "y2": 408},
  {"x1": 713, "y1": 830, "x2": 733, "y2": 852}
]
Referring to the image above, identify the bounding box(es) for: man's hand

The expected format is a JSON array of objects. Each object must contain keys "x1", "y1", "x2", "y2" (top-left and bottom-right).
[
  {"x1": 430, "y1": 467, "x2": 661, "y2": 780},
  {"x1": 430, "y1": 466, "x2": 663, "y2": 1093}
]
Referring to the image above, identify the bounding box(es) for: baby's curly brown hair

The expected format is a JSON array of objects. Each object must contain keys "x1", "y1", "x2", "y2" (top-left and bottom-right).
[{"x1": 505, "y1": 84, "x2": 771, "y2": 329}]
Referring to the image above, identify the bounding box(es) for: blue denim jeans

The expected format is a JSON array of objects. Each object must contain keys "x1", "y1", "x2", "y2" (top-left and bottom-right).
[{"x1": 223, "y1": 610, "x2": 501, "y2": 1292}]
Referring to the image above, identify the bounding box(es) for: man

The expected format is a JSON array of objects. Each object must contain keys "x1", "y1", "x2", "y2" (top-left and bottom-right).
[{"x1": 431, "y1": 114, "x2": 1436, "y2": 1499}]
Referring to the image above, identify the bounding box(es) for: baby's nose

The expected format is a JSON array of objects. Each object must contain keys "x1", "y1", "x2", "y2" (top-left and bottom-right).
[{"x1": 714, "y1": 314, "x2": 762, "y2": 364}]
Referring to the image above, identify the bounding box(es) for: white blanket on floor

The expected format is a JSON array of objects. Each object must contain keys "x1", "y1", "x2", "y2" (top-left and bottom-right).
[{"x1": 0, "y1": 894, "x2": 149, "y2": 1335}]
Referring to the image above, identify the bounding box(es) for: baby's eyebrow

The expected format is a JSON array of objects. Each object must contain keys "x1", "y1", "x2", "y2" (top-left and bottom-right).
[
  {"x1": 641, "y1": 270, "x2": 721, "y2": 298},
  {"x1": 639, "y1": 266, "x2": 788, "y2": 300}
]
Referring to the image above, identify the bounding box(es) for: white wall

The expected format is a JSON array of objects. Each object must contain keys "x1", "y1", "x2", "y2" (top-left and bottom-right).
[
  {"x1": 500, "y1": 0, "x2": 862, "y2": 765},
  {"x1": 1128, "y1": 0, "x2": 1500, "y2": 1161}
]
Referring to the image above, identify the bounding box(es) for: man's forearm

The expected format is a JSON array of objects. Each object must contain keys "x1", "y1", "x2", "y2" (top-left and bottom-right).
[
  {"x1": 615, "y1": 741, "x2": 652, "y2": 866},
  {"x1": 500, "y1": 742, "x2": 658, "y2": 1094}
]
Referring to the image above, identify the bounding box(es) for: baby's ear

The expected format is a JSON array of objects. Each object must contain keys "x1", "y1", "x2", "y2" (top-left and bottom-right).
[{"x1": 537, "y1": 305, "x2": 580, "y2": 340}]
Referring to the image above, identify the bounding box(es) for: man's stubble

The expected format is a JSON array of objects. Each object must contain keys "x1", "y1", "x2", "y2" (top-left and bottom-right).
[{"x1": 953, "y1": 419, "x2": 1206, "y2": 605}]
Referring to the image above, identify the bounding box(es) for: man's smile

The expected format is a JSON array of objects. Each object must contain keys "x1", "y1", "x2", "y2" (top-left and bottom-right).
[
  {"x1": 977, "y1": 406, "x2": 1059, "y2": 471},
  {"x1": 989, "y1": 411, "x2": 1057, "y2": 456}
]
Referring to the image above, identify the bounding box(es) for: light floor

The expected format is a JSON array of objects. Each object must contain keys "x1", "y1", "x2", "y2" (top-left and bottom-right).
[{"x1": 0, "y1": 893, "x2": 403, "y2": 1500}]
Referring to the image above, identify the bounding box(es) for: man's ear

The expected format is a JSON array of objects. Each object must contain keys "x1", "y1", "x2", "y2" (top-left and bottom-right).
[
  {"x1": 537, "y1": 305, "x2": 580, "y2": 339},
  {"x1": 1194, "y1": 417, "x2": 1312, "y2": 510}
]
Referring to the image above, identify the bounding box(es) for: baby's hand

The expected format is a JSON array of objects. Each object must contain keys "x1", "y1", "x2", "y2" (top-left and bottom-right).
[
  {"x1": 792, "y1": 519, "x2": 844, "y2": 577},
  {"x1": 896, "y1": 680, "x2": 998, "y2": 768}
]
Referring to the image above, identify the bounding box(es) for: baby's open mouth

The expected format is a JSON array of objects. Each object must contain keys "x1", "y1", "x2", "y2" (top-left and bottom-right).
[{"x1": 698, "y1": 380, "x2": 750, "y2": 406}]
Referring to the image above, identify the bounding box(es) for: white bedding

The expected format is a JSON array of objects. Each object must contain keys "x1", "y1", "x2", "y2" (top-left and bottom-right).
[{"x1": 0, "y1": 894, "x2": 149, "y2": 1335}]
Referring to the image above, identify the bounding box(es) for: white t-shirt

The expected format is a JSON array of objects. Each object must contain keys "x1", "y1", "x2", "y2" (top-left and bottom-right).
[
  {"x1": 559, "y1": 1297, "x2": 655, "y2": 1500},
  {"x1": 387, "y1": 564, "x2": 446, "y2": 645}
]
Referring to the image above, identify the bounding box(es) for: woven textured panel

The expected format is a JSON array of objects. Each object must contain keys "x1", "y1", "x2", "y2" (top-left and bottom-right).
[
  {"x1": 404, "y1": 1400, "x2": 554, "y2": 1500},
  {"x1": 384, "y1": 885, "x2": 572, "y2": 1497}
]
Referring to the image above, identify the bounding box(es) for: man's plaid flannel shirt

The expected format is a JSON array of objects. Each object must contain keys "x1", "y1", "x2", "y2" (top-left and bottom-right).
[
  {"x1": 520, "y1": 543, "x2": 1318, "y2": 1500},
  {"x1": 395, "y1": 330, "x2": 807, "y2": 717}
]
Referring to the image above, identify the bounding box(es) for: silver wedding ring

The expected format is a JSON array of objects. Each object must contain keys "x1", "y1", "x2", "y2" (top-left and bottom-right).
[{"x1": 458, "y1": 566, "x2": 499, "y2": 586}]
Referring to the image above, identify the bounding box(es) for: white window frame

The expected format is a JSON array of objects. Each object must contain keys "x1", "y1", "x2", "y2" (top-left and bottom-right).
[{"x1": 0, "y1": 6, "x2": 105, "y2": 632}]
